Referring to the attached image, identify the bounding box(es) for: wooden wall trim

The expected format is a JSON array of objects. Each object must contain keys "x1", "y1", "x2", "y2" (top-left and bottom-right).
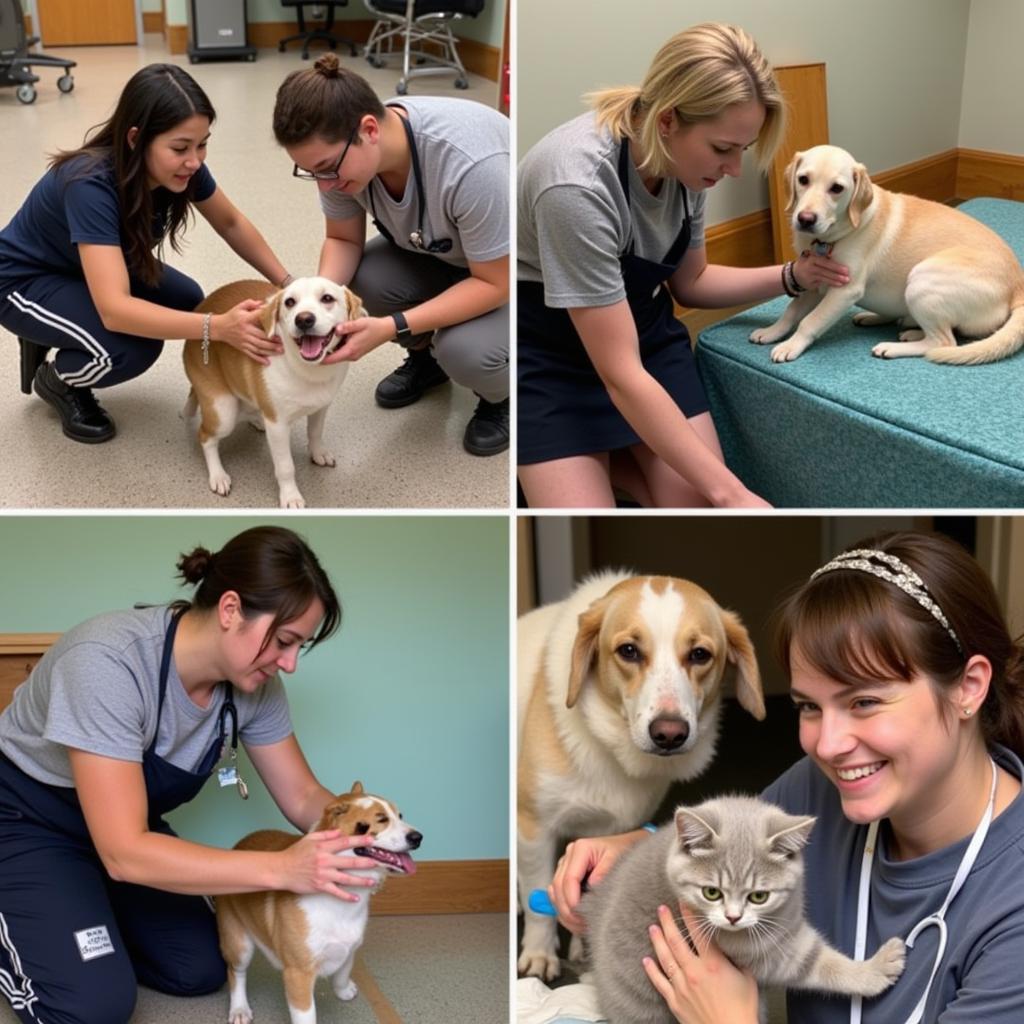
[
  {"x1": 142, "y1": 10, "x2": 163, "y2": 34},
  {"x1": 957, "y1": 148, "x2": 1024, "y2": 201},
  {"x1": 0, "y1": 634, "x2": 60, "y2": 656},
  {"x1": 370, "y1": 858, "x2": 508, "y2": 915}
]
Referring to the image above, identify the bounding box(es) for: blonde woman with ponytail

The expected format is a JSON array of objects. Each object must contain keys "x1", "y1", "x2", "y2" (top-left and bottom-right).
[{"x1": 518, "y1": 24, "x2": 851, "y2": 508}]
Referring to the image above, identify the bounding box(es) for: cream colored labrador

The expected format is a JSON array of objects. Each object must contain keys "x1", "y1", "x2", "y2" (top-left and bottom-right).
[{"x1": 750, "y1": 144, "x2": 1024, "y2": 364}]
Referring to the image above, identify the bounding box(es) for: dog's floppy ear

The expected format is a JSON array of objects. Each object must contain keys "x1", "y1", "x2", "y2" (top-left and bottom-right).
[
  {"x1": 259, "y1": 289, "x2": 283, "y2": 337},
  {"x1": 848, "y1": 163, "x2": 873, "y2": 229},
  {"x1": 344, "y1": 286, "x2": 368, "y2": 320},
  {"x1": 721, "y1": 608, "x2": 765, "y2": 720},
  {"x1": 567, "y1": 599, "x2": 607, "y2": 708},
  {"x1": 784, "y1": 152, "x2": 803, "y2": 213}
]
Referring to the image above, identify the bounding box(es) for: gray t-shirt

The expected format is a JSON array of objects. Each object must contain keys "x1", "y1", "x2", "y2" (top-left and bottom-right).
[
  {"x1": 762, "y1": 746, "x2": 1024, "y2": 1023},
  {"x1": 0, "y1": 606, "x2": 293, "y2": 787},
  {"x1": 517, "y1": 111, "x2": 706, "y2": 308},
  {"x1": 320, "y1": 95, "x2": 509, "y2": 269}
]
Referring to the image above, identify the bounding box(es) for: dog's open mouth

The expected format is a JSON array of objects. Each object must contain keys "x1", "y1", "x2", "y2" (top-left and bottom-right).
[
  {"x1": 355, "y1": 846, "x2": 417, "y2": 875},
  {"x1": 296, "y1": 333, "x2": 333, "y2": 361}
]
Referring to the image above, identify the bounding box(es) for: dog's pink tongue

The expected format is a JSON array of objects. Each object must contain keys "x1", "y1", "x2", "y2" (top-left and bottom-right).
[
  {"x1": 300, "y1": 335, "x2": 326, "y2": 360},
  {"x1": 397, "y1": 852, "x2": 416, "y2": 875}
]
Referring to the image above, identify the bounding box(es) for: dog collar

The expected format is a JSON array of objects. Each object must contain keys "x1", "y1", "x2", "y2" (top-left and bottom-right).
[{"x1": 811, "y1": 239, "x2": 835, "y2": 257}]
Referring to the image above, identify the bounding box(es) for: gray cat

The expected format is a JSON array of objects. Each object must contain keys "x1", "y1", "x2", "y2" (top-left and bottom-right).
[{"x1": 581, "y1": 796, "x2": 905, "y2": 1023}]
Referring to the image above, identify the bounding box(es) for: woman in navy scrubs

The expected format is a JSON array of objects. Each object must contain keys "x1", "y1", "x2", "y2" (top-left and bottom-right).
[
  {"x1": 517, "y1": 23, "x2": 849, "y2": 508},
  {"x1": 0, "y1": 526, "x2": 376, "y2": 1024}
]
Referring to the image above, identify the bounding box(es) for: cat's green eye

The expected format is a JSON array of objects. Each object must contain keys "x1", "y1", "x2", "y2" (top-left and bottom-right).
[
  {"x1": 701, "y1": 886, "x2": 723, "y2": 901},
  {"x1": 747, "y1": 890, "x2": 770, "y2": 904}
]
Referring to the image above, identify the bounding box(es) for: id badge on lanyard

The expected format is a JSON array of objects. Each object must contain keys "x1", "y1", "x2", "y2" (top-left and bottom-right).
[{"x1": 215, "y1": 698, "x2": 248, "y2": 800}]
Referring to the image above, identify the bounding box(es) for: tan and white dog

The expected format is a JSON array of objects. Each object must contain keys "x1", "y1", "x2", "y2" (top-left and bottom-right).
[
  {"x1": 183, "y1": 277, "x2": 366, "y2": 508},
  {"x1": 216, "y1": 782, "x2": 421, "y2": 1024},
  {"x1": 517, "y1": 570, "x2": 765, "y2": 979},
  {"x1": 750, "y1": 144, "x2": 1024, "y2": 364}
]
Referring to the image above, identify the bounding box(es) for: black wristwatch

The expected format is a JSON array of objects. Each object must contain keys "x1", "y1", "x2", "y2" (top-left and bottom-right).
[{"x1": 391, "y1": 311, "x2": 413, "y2": 346}]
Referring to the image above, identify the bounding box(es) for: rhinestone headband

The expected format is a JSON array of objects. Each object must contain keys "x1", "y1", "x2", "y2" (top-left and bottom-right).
[{"x1": 810, "y1": 548, "x2": 963, "y2": 654}]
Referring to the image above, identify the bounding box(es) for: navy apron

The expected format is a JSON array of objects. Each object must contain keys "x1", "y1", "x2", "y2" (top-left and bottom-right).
[{"x1": 517, "y1": 137, "x2": 710, "y2": 465}]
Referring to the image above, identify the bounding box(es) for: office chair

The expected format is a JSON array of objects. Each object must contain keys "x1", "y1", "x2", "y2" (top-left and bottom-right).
[
  {"x1": 278, "y1": 1, "x2": 358, "y2": 60},
  {"x1": 363, "y1": 0, "x2": 484, "y2": 94}
]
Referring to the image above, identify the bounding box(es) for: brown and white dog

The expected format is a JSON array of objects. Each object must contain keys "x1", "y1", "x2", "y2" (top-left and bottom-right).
[
  {"x1": 183, "y1": 277, "x2": 366, "y2": 508},
  {"x1": 216, "y1": 782, "x2": 421, "y2": 1024},
  {"x1": 517, "y1": 571, "x2": 765, "y2": 979},
  {"x1": 750, "y1": 144, "x2": 1024, "y2": 364}
]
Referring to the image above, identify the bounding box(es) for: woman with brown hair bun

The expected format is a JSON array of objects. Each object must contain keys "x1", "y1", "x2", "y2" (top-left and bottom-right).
[
  {"x1": 0, "y1": 526, "x2": 377, "y2": 1024},
  {"x1": 273, "y1": 54, "x2": 510, "y2": 457}
]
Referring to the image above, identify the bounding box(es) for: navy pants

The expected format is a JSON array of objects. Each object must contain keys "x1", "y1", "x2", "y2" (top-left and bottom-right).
[
  {"x1": 0, "y1": 755, "x2": 225, "y2": 1024},
  {"x1": 0, "y1": 266, "x2": 203, "y2": 389}
]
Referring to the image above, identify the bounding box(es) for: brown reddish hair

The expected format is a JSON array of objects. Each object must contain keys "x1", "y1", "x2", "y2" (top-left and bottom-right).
[{"x1": 773, "y1": 530, "x2": 1024, "y2": 755}]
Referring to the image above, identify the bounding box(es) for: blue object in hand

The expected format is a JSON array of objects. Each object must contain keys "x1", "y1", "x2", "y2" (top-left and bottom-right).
[{"x1": 529, "y1": 888, "x2": 557, "y2": 916}]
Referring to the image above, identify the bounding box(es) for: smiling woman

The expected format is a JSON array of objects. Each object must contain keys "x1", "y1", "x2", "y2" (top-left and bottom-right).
[
  {"x1": 0, "y1": 63, "x2": 289, "y2": 446},
  {"x1": 0, "y1": 524, "x2": 381, "y2": 1024}
]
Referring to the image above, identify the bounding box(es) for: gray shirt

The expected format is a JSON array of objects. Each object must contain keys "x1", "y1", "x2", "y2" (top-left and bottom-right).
[
  {"x1": 0, "y1": 606, "x2": 293, "y2": 787},
  {"x1": 517, "y1": 111, "x2": 705, "y2": 308},
  {"x1": 762, "y1": 746, "x2": 1024, "y2": 1023},
  {"x1": 320, "y1": 95, "x2": 509, "y2": 269}
]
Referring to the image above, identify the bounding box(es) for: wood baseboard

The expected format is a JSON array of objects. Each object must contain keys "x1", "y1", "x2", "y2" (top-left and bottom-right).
[
  {"x1": 167, "y1": 18, "x2": 498, "y2": 80},
  {"x1": 370, "y1": 858, "x2": 508, "y2": 915},
  {"x1": 957, "y1": 147, "x2": 1024, "y2": 201},
  {"x1": 142, "y1": 11, "x2": 163, "y2": 34}
]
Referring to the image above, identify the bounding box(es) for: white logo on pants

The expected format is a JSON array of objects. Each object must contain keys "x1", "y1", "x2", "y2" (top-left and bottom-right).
[{"x1": 74, "y1": 925, "x2": 114, "y2": 962}]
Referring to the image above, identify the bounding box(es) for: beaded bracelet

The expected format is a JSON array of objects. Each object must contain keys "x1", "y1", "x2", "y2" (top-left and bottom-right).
[{"x1": 201, "y1": 312, "x2": 212, "y2": 366}]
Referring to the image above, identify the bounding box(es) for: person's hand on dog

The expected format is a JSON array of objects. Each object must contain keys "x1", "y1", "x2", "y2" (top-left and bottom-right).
[
  {"x1": 214, "y1": 299, "x2": 283, "y2": 365},
  {"x1": 323, "y1": 316, "x2": 395, "y2": 363},
  {"x1": 549, "y1": 830, "x2": 648, "y2": 934},
  {"x1": 643, "y1": 903, "x2": 759, "y2": 1024},
  {"x1": 277, "y1": 828, "x2": 381, "y2": 902},
  {"x1": 792, "y1": 249, "x2": 851, "y2": 290}
]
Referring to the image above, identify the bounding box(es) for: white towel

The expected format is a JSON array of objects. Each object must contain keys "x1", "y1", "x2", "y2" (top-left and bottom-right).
[{"x1": 516, "y1": 977, "x2": 606, "y2": 1024}]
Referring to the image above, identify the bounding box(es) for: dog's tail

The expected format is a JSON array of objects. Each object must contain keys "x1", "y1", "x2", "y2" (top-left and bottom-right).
[{"x1": 926, "y1": 301, "x2": 1024, "y2": 366}]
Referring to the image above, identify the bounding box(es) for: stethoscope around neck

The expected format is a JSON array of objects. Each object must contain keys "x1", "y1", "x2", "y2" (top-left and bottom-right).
[
  {"x1": 367, "y1": 106, "x2": 452, "y2": 255},
  {"x1": 849, "y1": 758, "x2": 998, "y2": 1024},
  {"x1": 215, "y1": 691, "x2": 248, "y2": 800}
]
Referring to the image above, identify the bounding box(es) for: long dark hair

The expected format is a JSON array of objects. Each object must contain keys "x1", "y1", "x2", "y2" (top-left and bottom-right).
[
  {"x1": 174, "y1": 526, "x2": 341, "y2": 656},
  {"x1": 774, "y1": 530, "x2": 1024, "y2": 757},
  {"x1": 49, "y1": 63, "x2": 216, "y2": 287},
  {"x1": 272, "y1": 52, "x2": 385, "y2": 147}
]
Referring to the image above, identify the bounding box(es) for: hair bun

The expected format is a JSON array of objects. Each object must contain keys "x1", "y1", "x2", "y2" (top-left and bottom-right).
[
  {"x1": 177, "y1": 546, "x2": 214, "y2": 585},
  {"x1": 314, "y1": 53, "x2": 342, "y2": 77}
]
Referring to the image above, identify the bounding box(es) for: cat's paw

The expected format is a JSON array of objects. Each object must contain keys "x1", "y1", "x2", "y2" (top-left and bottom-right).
[
  {"x1": 518, "y1": 948, "x2": 561, "y2": 981},
  {"x1": 568, "y1": 933, "x2": 585, "y2": 963},
  {"x1": 864, "y1": 937, "x2": 906, "y2": 994},
  {"x1": 749, "y1": 324, "x2": 789, "y2": 344}
]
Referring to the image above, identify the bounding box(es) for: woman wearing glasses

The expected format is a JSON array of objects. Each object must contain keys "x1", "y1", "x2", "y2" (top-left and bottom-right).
[
  {"x1": 273, "y1": 54, "x2": 510, "y2": 457},
  {"x1": 0, "y1": 64, "x2": 286, "y2": 444}
]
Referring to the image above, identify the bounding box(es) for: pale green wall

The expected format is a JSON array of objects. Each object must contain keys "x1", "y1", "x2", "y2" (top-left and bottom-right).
[
  {"x1": 0, "y1": 515, "x2": 508, "y2": 861},
  {"x1": 518, "y1": 0, "x2": 974, "y2": 227},
  {"x1": 960, "y1": 0, "x2": 1024, "y2": 155},
  {"x1": 166, "y1": 0, "x2": 505, "y2": 48}
]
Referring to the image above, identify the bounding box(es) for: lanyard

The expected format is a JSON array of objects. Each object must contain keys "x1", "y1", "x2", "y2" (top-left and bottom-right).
[{"x1": 850, "y1": 758, "x2": 998, "y2": 1024}]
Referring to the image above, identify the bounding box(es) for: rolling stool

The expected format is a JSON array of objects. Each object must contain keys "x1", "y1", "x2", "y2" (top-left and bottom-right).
[
  {"x1": 278, "y1": 1, "x2": 358, "y2": 60},
  {"x1": 19, "y1": 337, "x2": 49, "y2": 394}
]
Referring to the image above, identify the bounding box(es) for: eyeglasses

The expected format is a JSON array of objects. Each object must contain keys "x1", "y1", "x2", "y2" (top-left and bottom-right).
[{"x1": 292, "y1": 124, "x2": 360, "y2": 181}]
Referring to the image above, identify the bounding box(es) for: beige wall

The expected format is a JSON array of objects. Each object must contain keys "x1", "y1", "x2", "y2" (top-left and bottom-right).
[
  {"x1": 960, "y1": 0, "x2": 1024, "y2": 155},
  {"x1": 517, "y1": 0, "x2": 976, "y2": 226}
]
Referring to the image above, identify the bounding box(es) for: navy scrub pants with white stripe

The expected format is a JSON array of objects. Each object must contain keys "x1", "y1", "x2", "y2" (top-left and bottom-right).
[
  {"x1": 0, "y1": 265, "x2": 203, "y2": 388},
  {"x1": 0, "y1": 756, "x2": 224, "y2": 1024}
]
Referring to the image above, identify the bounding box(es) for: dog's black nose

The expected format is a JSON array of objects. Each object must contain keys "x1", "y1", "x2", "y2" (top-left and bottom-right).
[
  {"x1": 797, "y1": 211, "x2": 817, "y2": 228},
  {"x1": 406, "y1": 830, "x2": 423, "y2": 849},
  {"x1": 295, "y1": 312, "x2": 316, "y2": 331},
  {"x1": 649, "y1": 717, "x2": 689, "y2": 752}
]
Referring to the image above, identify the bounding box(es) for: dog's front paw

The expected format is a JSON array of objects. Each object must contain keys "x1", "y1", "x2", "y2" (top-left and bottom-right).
[
  {"x1": 279, "y1": 489, "x2": 306, "y2": 509},
  {"x1": 770, "y1": 337, "x2": 812, "y2": 362},
  {"x1": 749, "y1": 324, "x2": 790, "y2": 345},
  {"x1": 518, "y1": 947, "x2": 561, "y2": 982},
  {"x1": 310, "y1": 449, "x2": 336, "y2": 468},
  {"x1": 227, "y1": 1003, "x2": 254, "y2": 1024},
  {"x1": 208, "y1": 471, "x2": 232, "y2": 497},
  {"x1": 334, "y1": 980, "x2": 358, "y2": 1001}
]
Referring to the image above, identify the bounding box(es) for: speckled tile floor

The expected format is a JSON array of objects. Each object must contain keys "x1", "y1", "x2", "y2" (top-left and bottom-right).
[
  {"x1": 0, "y1": 912, "x2": 508, "y2": 1023},
  {"x1": 0, "y1": 36, "x2": 509, "y2": 509}
]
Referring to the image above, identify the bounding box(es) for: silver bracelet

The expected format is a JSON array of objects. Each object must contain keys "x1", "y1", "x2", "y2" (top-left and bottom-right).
[{"x1": 201, "y1": 312, "x2": 212, "y2": 365}]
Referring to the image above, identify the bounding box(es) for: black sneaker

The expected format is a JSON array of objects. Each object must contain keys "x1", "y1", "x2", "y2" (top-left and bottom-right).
[
  {"x1": 463, "y1": 396, "x2": 509, "y2": 456},
  {"x1": 374, "y1": 346, "x2": 450, "y2": 409},
  {"x1": 33, "y1": 362, "x2": 116, "y2": 444}
]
